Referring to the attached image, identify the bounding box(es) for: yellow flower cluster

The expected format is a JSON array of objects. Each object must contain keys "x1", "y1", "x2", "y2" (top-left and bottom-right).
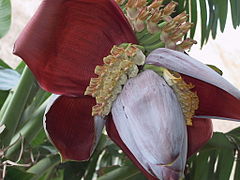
[
  {"x1": 163, "y1": 69, "x2": 199, "y2": 126},
  {"x1": 84, "y1": 44, "x2": 145, "y2": 116}
]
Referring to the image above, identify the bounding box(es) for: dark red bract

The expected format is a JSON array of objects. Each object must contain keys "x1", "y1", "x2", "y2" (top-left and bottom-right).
[
  {"x1": 45, "y1": 95, "x2": 95, "y2": 161},
  {"x1": 187, "y1": 118, "x2": 213, "y2": 157},
  {"x1": 14, "y1": 0, "x2": 137, "y2": 96},
  {"x1": 182, "y1": 75, "x2": 240, "y2": 120}
]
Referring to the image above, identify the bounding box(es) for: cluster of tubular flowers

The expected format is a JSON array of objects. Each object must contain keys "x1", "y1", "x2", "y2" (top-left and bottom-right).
[
  {"x1": 116, "y1": 0, "x2": 197, "y2": 52},
  {"x1": 13, "y1": 0, "x2": 240, "y2": 180},
  {"x1": 84, "y1": 44, "x2": 145, "y2": 116}
]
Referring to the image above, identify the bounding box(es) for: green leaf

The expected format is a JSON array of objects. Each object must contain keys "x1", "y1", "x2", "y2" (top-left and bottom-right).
[
  {"x1": 206, "y1": 0, "x2": 214, "y2": 42},
  {"x1": 0, "y1": 90, "x2": 9, "y2": 109},
  {"x1": 0, "y1": 90, "x2": 13, "y2": 122},
  {"x1": 84, "y1": 150, "x2": 101, "y2": 180},
  {"x1": 190, "y1": 0, "x2": 197, "y2": 38},
  {"x1": 191, "y1": 151, "x2": 212, "y2": 180},
  {"x1": 201, "y1": 132, "x2": 235, "y2": 151},
  {"x1": 30, "y1": 128, "x2": 47, "y2": 148},
  {"x1": 5, "y1": 101, "x2": 47, "y2": 158},
  {"x1": 215, "y1": 149, "x2": 235, "y2": 180},
  {"x1": 84, "y1": 135, "x2": 108, "y2": 180},
  {"x1": 185, "y1": 155, "x2": 197, "y2": 180},
  {"x1": 62, "y1": 161, "x2": 89, "y2": 180},
  {"x1": 234, "y1": 157, "x2": 240, "y2": 180},
  {"x1": 199, "y1": 0, "x2": 207, "y2": 46},
  {"x1": 98, "y1": 166, "x2": 121, "y2": 177},
  {"x1": 176, "y1": 0, "x2": 185, "y2": 12},
  {"x1": 5, "y1": 167, "x2": 34, "y2": 180},
  {"x1": 15, "y1": 61, "x2": 26, "y2": 74},
  {"x1": 0, "y1": 0, "x2": 11, "y2": 38},
  {"x1": 185, "y1": 0, "x2": 189, "y2": 16},
  {"x1": 97, "y1": 165, "x2": 142, "y2": 180},
  {"x1": 206, "y1": 151, "x2": 219, "y2": 180},
  {"x1": 230, "y1": 0, "x2": 238, "y2": 28},
  {"x1": 0, "y1": 67, "x2": 36, "y2": 147},
  {"x1": 211, "y1": 1, "x2": 219, "y2": 39},
  {"x1": 236, "y1": 0, "x2": 240, "y2": 26},
  {"x1": 0, "y1": 59, "x2": 11, "y2": 68},
  {"x1": 225, "y1": 134, "x2": 240, "y2": 151},
  {"x1": 218, "y1": 0, "x2": 228, "y2": 32},
  {"x1": 207, "y1": 64, "x2": 223, "y2": 75},
  {"x1": 186, "y1": 130, "x2": 239, "y2": 180},
  {"x1": 0, "y1": 66, "x2": 20, "y2": 90},
  {"x1": 227, "y1": 127, "x2": 240, "y2": 137},
  {"x1": 27, "y1": 155, "x2": 60, "y2": 176}
]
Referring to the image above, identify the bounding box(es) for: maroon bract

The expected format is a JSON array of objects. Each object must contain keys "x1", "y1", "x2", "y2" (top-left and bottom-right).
[
  {"x1": 187, "y1": 118, "x2": 213, "y2": 157},
  {"x1": 44, "y1": 95, "x2": 97, "y2": 161},
  {"x1": 13, "y1": 0, "x2": 137, "y2": 96}
]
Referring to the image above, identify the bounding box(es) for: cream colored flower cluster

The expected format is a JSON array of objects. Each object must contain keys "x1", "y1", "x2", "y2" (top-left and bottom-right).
[
  {"x1": 115, "y1": 0, "x2": 197, "y2": 51},
  {"x1": 163, "y1": 69, "x2": 199, "y2": 126},
  {"x1": 85, "y1": 44, "x2": 145, "y2": 116}
]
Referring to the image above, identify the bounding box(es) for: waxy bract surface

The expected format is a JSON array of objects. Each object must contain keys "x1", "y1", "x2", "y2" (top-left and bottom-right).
[{"x1": 112, "y1": 70, "x2": 187, "y2": 179}]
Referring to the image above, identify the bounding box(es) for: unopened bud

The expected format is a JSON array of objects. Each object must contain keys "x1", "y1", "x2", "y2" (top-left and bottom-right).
[
  {"x1": 176, "y1": 38, "x2": 197, "y2": 51},
  {"x1": 173, "y1": 11, "x2": 188, "y2": 24},
  {"x1": 179, "y1": 22, "x2": 193, "y2": 34},
  {"x1": 126, "y1": 0, "x2": 136, "y2": 8},
  {"x1": 148, "y1": 0, "x2": 164, "y2": 10},
  {"x1": 163, "y1": 1, "x2": 178, "y2": 16},
  {"x1": 136, "y1": 0, "x2": 147, "y2": 8},
  {"x1": 115, "y1": 0, "x2": 126, "y2": 5},
  {"x1": 162, "y1": 21, "x2": 177, "y2": 33},
  {"x1": 149, "y1": 9, "x2": 162, "y2": 23},
  {"x1": 137, "y1": 7, "x2": 150, "y2": 20},
  {"x1": 171, "y1": 32, "x2": 184, "y2": 42},
  {"x1": 147, "y1": 21, "x2": 160, "y2": 34},
  {"x1": 133, "y1": 19, "x2": 146, "y2": 32}
]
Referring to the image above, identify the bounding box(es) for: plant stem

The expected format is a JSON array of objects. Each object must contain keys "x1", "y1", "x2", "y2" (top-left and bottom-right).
[
  {"x1": 6, "y1": 100, "x2": 48, "y2": 158},
  {"x1": 0, "y1": 90, "x2": 14, "y2": 122},
  {"x1": 140, "y1": 31, "x2": 162, "y2": 45},
  {"x1": 136, "y1": 29, "x2": 148, "y2": 40},
  {"x1": 17, "y1": 89, "x2": 50, "y2": 131},
  {"x1": 0, "y1": 67, "x2": 36, "y2": 146}
]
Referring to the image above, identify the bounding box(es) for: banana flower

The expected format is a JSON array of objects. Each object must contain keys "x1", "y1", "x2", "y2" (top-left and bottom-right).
[{"x1": 13, "y1": 0, "x2": 240, "y2": 179}]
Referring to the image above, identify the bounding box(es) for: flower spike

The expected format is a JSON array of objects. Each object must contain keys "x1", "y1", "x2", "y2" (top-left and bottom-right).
[
  {"x1": 148, "y1": 0, "x2": 164, "y2": 10},
  {"x1": 85, "y1": 44, "x2": 145, "y2": 116},
  {"x1": 162, "y1": 1, "x2": 178, "y2": 16},
  {"x1": 173, "y1": 11, "x2": 189, "y2": 24},
  {"x1": 163, "y1": 69, "x2": 199, "y2": 126},
  {"x1": 119, "y1": 0, "x2": 197, "y2": 51}
]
